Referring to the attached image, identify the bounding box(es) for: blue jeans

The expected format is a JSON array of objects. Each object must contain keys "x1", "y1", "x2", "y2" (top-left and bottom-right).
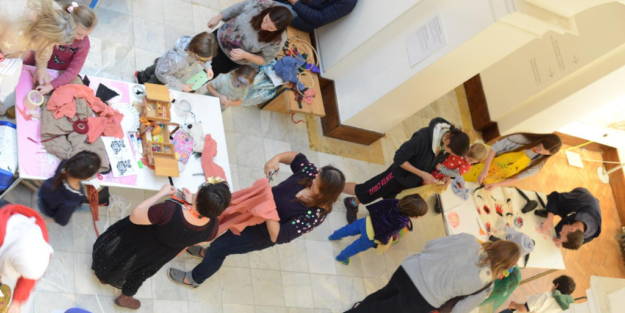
[
  {"x1": 329, "y1": 218, "x2": 377, "y2": 262},
  {"x1": 190, "y1": 229, "x2": 274, "y2": 284}
]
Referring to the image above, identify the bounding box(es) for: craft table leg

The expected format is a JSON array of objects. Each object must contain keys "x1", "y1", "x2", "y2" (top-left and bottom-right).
[
  {"x1": 0, "y1": 176, "x2": 21, "y2": 200},
  {"x1": 519, "y1": 269, "x2": 558, "y2": 285}
]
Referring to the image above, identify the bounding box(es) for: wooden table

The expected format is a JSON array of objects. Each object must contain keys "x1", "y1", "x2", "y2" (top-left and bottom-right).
[
  {"x1": 259, "y1": 27, "x2": 325, "y2": 117},
  {"x1": 14, "y1": 66, "x2": 232, "y2": 192}
]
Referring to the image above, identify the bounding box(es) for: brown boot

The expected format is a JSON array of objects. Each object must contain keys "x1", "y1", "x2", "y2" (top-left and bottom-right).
[
  {"x1": 114, "y1": 295, "x2": 141, "y2": 310},
  {"x1": 5, "y1": 106, "x2": 15, "y2": 119}
]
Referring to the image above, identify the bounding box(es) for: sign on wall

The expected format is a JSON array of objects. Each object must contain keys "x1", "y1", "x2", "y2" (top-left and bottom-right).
[{"x1": 405, "y1": 14, "x2": 448, "y2": 67}]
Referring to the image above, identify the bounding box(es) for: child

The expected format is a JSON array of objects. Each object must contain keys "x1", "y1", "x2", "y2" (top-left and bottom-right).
[
  {"x1": 329, "y1": 195, "x2": 427, "y2": 265},
  {"x1": 38, "y1": 151, "x2": 101, "y2": 226},
  {"x1": 432, "y1": 142, "x2": 487, "y2": 181},
  {"x1": 135, "y1": 32, "x2": 218, "y2": 92},
  {"x1": 207, "y1": 65, "x2": 256, "y2": 111},
  {"x1": 502, "y1": 275, "x2": 575, "y2": 313},
  {"x1": 23, "y1": 3, "x2": 98, "y2": 97}
]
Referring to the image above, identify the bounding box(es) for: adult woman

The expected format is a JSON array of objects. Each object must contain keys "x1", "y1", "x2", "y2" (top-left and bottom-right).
[
  {"x1": 0, "y1": 203, "x2": 54, "y2": 313},
  {"x1": 0, "y1": 0, "x2": 75, "y2": 114},
  {"x1": 463, "y1": 133, "x2": 561, "y2": 191},
  {"x1": 92, "y1": 181, "x2": 231, "y2": 310},
  {"x1": 348, "y1": 233, "x2": 520, "y2": 313},
  {"x1": 206, "y1": 0, "x2": 293, "y2": 77},
  {"x1": 344, "y1": 117, "x2": 470, "y2": 223},
  {"x1": 168, "y1": 152, "x2": 345, "y2": 288}
]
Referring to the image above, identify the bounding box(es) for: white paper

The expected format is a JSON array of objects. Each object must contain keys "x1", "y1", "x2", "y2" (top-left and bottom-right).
[
  {"x1": 405, "y1": 14, "x2": 448, "y2": 67},
  {"x1": 0, "y1": 58, "x2": 21, "y2": 76},
  {"x1": 102, "y1": 135, "x2": 137, "y2": 178}
]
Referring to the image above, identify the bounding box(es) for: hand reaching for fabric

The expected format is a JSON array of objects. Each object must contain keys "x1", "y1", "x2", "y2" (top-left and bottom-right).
[
  {"x1": 35, "y1": 67, "x2": 52, "y2": 86},
  {"x1": 478, "y1": 170, "x2": 488, "y2": 185},
  {"x1": 420, "y1": 172, "x2": 438, "y2": 185},
  {"x1": 264, "y1": 158, "x2": 280, "y2": 177},
  {"x1": 441, "y1": 176, "x2": 451, "y2": 187}
]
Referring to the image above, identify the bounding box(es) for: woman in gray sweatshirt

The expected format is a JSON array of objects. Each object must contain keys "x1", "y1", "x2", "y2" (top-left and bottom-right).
[
  {"x1": 463, "y1": 133, "x2": 561, "y2": 191},
  {"x1": 347, "y1": 233, "x2": 520, "y2": 313}
]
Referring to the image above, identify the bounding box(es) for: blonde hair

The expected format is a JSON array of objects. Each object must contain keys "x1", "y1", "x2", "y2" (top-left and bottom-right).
[
  {"x1": 63, "y1": 3, "x2": 98, "y2": 29},
  {"x1": 478, "y1": 240, "x2": 520, "y2": 278},
  {"x1": 26, "y1": 0, "x2": 76, "y2": 52},
  {"x1": 468, "y1": 143, "x2": 488, "y2": 162}
]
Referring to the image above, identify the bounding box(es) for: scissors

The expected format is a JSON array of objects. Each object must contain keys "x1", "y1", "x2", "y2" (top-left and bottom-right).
[{"x1": 267, "y1": 168, "x2": 279, "y2": 183}]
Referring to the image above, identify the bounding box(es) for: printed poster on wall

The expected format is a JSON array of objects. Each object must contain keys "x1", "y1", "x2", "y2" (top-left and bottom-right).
[{"x1": 405, "y1": 14, "x2": 448, "y2": 67}]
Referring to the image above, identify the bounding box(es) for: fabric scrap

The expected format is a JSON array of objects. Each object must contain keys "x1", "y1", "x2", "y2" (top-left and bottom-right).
[
  {"x1": 200, "y1": 134, "x2": 226, "y2": 181},
  {"x1": 218, "y1": 178, "x2": 279, "y2": 235}
]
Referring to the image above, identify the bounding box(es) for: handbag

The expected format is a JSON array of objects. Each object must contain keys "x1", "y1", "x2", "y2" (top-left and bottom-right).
[{"x1": 438, "y1": 281, "x2": 493, "y2": 313}]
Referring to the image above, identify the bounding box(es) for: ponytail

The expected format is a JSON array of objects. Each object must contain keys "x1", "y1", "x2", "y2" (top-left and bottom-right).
[
  {"x1": 63, "y1": 3, "x2": 98, "y2": 29},
  {"x1": 52, "y1": 151, "x2": 101, "y2": 190}
]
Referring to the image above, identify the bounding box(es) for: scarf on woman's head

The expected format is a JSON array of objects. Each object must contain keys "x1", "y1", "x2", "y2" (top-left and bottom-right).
[{"x1": 0, "y1": 214, "x2": 53, "y2": 280}]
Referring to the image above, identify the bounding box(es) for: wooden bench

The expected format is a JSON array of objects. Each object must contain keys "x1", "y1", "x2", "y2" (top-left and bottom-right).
[{"x1": 258, "y1": 27, "x2": 325, "y2": 117}]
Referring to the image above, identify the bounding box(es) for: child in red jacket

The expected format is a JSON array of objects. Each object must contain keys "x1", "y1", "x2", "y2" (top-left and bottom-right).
[
  {"x1": 0, "y1": 203, "x2": 53, "y2": 313},
  {"x1": 430, "y1": 143, "x2": 487, "y2": 181}
]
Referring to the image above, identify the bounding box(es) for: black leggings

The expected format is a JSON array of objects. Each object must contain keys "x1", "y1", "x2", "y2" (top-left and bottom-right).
[
  {"x1": 346, "y1": 266, "x2": 435, "y2": 313},
  {"x1": 210, "y1": 29, "x2": 240, "y2": 78}
]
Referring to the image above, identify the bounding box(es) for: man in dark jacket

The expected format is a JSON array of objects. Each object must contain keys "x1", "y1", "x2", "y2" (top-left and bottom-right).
[
  {"x1": 535, "y1": 188, "x2": 602, "y2": 250},
  {"x1": 342, "y1": 117, "x2": 469, "y2": 223},
  {"x1": 274, "y1": 0, "x2": 358, "y2": 32}
]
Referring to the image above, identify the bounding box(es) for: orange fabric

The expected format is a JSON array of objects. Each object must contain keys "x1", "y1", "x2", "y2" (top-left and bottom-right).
[
  {"x1": 47, "y1": 84, "x2": 124, "y2": 143},
  {"x1": 86, "y1": 185, "x2": 101, "y2": 237},
  {"x1": 201, "y1": 134, "x2": 227, "y2": 181},
  {"x1": 218, "y1": 178, "x2": 279, "y2": 235},
  {"x1": 0, "y1": 205, "x2": 49, "y2": 303}
]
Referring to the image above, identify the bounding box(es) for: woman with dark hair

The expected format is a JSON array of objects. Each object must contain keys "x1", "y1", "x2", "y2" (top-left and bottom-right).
[
  {"x1": 92, "y1": 180, "x2": 232, "y2": 310},
  {"x1": 463, "y1": 133, "x2": 562, "y2": 191},
  {"x1": 348, "y1": 234, "x2": 520, "y2": 313},
  {"x1": 206, "y1": 0, "x2": 293, "y2": 77},
  {"x1": 167, "y1": 152, "x2": 345, "y2": 289},
  {"x1": 344, "y1": 117, "x2": 470, "y2": 223}
]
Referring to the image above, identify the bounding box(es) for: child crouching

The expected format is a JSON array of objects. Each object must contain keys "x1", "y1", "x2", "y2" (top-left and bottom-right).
[
  {"x1": 329, "y1": 195, "x2": 427, "y2": 265},
  {"x1": 207, "y1": 65, "x2": 256, "y2": 111}
]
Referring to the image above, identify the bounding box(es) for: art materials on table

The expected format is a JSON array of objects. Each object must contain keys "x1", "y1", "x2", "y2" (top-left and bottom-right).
[
  {"x1": 174, "y1": 99, "x2": 192, "y2": 117},
  {"x1": 24, "y1": 90, "x2": 44, "y2": 112},
  {"x1": 102, "y1": 136, "x2": 137, "y2": 178},
  {"x1": 172, "y1": 130, "x2": 193, "y2": 164}
]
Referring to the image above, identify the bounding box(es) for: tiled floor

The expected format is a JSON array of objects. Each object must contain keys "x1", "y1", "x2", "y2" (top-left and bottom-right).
[{"x1": 1, "y1": 1, "x2": 622, "y2": 312}]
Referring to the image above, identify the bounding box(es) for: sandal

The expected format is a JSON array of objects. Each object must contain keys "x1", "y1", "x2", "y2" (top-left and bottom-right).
[
  {"x1": 186, "y1": 246, "x2": 205, "y2": 259},
  {"x1": 168, "y1": 268, "x2": 199, "y2": 289}
]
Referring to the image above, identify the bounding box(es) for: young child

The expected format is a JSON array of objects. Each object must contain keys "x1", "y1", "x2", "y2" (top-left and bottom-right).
[
  {"x1": 432, "y1": 142, "x2": 487, "y2": 181},
  {"x1": 135, "y1": 32, "x2": 218, "y2": 92},
  {"x1": 329, "y1": 195, "x2": 427, "y2": 265},
  {"x1": 502, "y1": 275, "x2": 575, "y2": 313},
  {"x1": 23, "y1": 2, "x2": 98, "y2": 97},
  {"x1": 207, "y1": 65, "x2": 256, "y2": 111},
  {"x1": 38, "y1": 151, "x2": 101, "y2": 226}
]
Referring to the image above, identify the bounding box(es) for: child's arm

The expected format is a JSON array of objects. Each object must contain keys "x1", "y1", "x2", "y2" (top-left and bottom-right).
[
  {"x1": 130, "y1": 184, "x2": 176, "y2": 225},
  {"x1": 435, "y1": 164, "x2": 461, "y2": 178},
  {"x1": 207, "y1": 82, "x2": 221, "y2": 97},
  {"x1": 228, "y1": 99, "x2": 243, "y2": 107},
  {"x1": 51, "y1": 39, "x2": 90, "y2": 89}
]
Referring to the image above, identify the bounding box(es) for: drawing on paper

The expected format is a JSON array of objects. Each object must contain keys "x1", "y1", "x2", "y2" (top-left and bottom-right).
[
  {"x1": 115, "y1": 159, "x2": 134, "y2": 175},
  {"x1": 447, "y1": 211, "x2": 460, "y2": 228},
  {"x1": 102, "y1": 136, "x2": 136, "y2": 178}
]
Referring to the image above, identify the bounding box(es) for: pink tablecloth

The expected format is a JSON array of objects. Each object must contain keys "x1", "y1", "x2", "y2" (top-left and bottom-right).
[{"x1": 16, "y1": 66, "x2": 137, "y2": 185}]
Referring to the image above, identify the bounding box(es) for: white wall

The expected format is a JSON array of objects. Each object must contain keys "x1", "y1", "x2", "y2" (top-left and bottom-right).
[
  {"x1": 479, "y1": 2, "x2": 625, "y2": 135},
  {"x1": 315, "y1": 0, "x2": 423, "y2": 73}
]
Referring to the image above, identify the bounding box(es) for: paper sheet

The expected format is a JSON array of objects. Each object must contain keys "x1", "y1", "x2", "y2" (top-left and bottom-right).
[
  {"x1": 0, "y1": 58, "x2": 21, "y2": 76},
  {"x1": 405, "y1": 14, "x2": 448, "y2": 67},
  {"x1": 102, "y1": 135, "x2": 137, "y2": 177}
]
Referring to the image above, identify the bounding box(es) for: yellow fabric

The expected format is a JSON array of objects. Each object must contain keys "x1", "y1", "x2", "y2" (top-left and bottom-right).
[
  {"x1": 396, "y1": 182, "x2": 447, "y2": 200},
  {"x1": 0, "y1": 284, "x2": 11, "y2": 313},
  {"x1": 463, "y1": 150, "x2": 532, "y2": 185},
  {"x1": 366, "y1": 216, "x2": 396, "y2": 255}
]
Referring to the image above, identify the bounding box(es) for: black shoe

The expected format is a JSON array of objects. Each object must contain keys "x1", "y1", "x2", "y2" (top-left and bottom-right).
[
  {"x1": 344, "y1": 197, "x2": 359, "y2": 224},
  {"x1": 521, "y1": 200, "x2": 538, "y2": 214},
  {"x1": 534, "y1": 210, "x2": 548, "y2": 218},
  {"x1": 434, "y1": 195, "x2": 442, "y2": 214}
]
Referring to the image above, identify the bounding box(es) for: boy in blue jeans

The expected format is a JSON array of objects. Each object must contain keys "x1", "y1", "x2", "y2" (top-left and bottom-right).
[{"x1": 329, "y1": 195, "x2": 427, "y2": 265}]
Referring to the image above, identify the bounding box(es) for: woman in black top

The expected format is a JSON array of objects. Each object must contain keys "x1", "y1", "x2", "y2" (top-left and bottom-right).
[
  {"x1": 343, "y1": 117, "x2": 471, "y2": 223},
  {"x1": 168, "y1": 152, "x2": 345, "y2": 288},
  {"x1": 92, "y1": 182, "x2": 231, "y2": 310}
]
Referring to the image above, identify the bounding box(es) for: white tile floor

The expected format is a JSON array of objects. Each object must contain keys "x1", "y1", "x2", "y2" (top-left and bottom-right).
[{"x1": 0, "y1": 0, "x2": 462, "y2": 312}]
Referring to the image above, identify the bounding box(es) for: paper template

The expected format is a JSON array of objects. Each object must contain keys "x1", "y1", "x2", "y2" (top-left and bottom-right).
[
  {"x1": 405, "y1": 14, "x2": 448, "y2": 67},
  {"x1": 102, "y1": 135, "x2": 137, "y2": 178}
]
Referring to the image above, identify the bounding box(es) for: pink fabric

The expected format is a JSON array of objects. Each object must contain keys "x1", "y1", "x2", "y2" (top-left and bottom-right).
[
  {"x1": 47, "y1": 84, "x2": 124, "y2": 143},
  {"x1": 23, "y1": 37, "x2": 91, "y2": 89},
  {"x1": 201, "y1": 135, "x2": 227, "y2": 181},
  {"x1": 218, "y1": 178, "x2": 279, "y2": 235}
]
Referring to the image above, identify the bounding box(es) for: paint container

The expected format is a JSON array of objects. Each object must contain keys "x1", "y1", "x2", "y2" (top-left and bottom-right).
[
  {"x1": 25, "y1": 90, "x2": 44, "y2": 110},
  {"x1": 174, "y1": 99, "x2": 192, "y2": 117}
]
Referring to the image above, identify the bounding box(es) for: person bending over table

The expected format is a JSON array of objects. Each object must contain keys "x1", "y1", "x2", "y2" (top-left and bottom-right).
[
  {"x1": 206, "y1": 0, "x2": 293, "y2": 78},
  {"x1": 463, "y1": 133, "x2": 562, "y2": 191},
  {"x1": 343, "y1": 117, "x2": 470, "y2": 223},
  {"x1": 167, "y1": 152, "x2": 345, "y2": 288},
  {"x1": 273, "y1": 0, "x2": 358, "y2": 32},
  {"x1": 535, "y1": 187, "x2": 601, "y2": 250}
]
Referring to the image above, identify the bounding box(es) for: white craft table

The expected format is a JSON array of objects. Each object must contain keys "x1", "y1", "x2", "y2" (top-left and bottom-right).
[
  {"x1": 439, "y1": 182, "x2": 565, "y2": 270},
  {"x1": 14, "y1": 66, "x2": 232, "y2": 192}
]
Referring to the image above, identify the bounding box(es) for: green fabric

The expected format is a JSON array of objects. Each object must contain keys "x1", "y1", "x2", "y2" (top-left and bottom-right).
[
  {"x1": 553, "y1": 290, "x2": 574, "y2": 310},
  {"x1": 479, "y1": 266, "x2": 522, "y2": 312}
]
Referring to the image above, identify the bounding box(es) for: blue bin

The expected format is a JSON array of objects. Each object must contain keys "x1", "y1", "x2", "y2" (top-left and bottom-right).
[{"x1": 0, "y1": 121, "x2": 17, "y2": 191}]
